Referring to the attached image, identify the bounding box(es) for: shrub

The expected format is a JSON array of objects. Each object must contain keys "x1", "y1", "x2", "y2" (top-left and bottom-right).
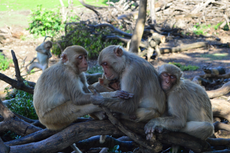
[
  {"x1": 27, "y1": 5, "x2": 63, "y2": 37},
  {"x1": 52, "y1": 23, "x2": 123, "y2": 58},
  {"x1": 4, "y1": 82, "x2": 37, "y2": 119},
  {"x1": 0, "y1": 54, "x2": 12, "y2": 71},
  {"x1": 169, "y1": 62, "x2": 199, "y2": 71}
]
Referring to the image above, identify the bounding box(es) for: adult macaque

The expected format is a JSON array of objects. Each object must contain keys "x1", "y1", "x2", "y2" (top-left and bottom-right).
[
  {"x1": 26, "y1": 40, "x2": 52, "y2": 73},
  {"x1": 33, "y1": 45, "x2": 133, "y2": 130},
  {"x1": 93, "y1": 45, "x2": 166, "y2": 122},
  {"x1": 145, "y1": 64, "x2": 214, "y2": 140}
]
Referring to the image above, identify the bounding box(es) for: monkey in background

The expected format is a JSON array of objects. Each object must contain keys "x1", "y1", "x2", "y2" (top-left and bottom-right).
[
  {"x1": 33, "y1": 45, "x2": 133, "y2": 131},
  {"x1": 92, "y1": 45, "x2": 166, "y2": 122},
  {"x1": 145, "y1": 64, "x2": 214, "y2": 141},
  {"x1": 26, "y1": 40, "x2": 52, "y2": 73}
]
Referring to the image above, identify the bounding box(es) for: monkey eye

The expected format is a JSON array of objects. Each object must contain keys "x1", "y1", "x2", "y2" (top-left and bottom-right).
[
  {"x1": 162, "y1": 72, "x2": 176, "y2": 79},
  {"x1": 78, "y1": 55, "x2": 83, "y2": 59},
  {"x1": 101, "y1": 62, "x2": 107, "y2": 66},
  {"x1": 162, "y1": 72, "x2": 169, "y2": 77},
  {"x1": 170, "y1": 75, "x2": 176, "y2": 79}
]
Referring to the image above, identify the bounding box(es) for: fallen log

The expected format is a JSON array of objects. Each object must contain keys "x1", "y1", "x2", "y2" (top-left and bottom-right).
[
  {"x1": 213, "y1": 121, "x2": 230, "y2": 132},
  {"x1": 160, "y1": 42, "x2": 207, "y2": 54},
  {"x1": 2, "y1": 119, "x2": 212, "y2": 153},
  {"x1": 211, "y1": 99, "x2": 230, "y2": 121},
  {"x1": 207, "y1": 81, "x2": 230, "y2": 99}
]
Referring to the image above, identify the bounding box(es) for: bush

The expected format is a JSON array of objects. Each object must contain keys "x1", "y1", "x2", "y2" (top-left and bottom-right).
[
  {"x1": 5, "y1": 82, "x2": 37, "y2": 119},
  {"x1": 52, "y1": 23, "x2": 123, "y2": 58},
  {"x1": 0, "y1": 54, "x2": 12, "y2": 71},
  {"x1": 169, "y1": 62, "x2": 199, "y2": 71},
  {"x1": 27, "y1": 5, "x2": 63, "y2": 37}
]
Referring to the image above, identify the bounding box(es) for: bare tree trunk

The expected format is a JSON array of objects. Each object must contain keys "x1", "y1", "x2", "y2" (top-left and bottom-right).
[
  {"x1": 59, "y1": 0, "x2": 66, "y2": 23},
  {"x1": 129, "y1": 0, "x2": 147, "y2": 53},
  {"x1": 149, "y1": 0, "x2": 156, "y2": 24}
]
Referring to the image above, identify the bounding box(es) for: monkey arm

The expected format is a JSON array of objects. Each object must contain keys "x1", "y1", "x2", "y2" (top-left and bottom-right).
[
  {"x1": 91, "y1": 90, "x2": 136, "y2": 114},
  {"x1": 144, "y1": 95, "x2": 188, "y2": 140}
]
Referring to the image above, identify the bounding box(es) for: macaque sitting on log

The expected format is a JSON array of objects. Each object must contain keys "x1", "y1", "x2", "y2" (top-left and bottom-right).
[
  {"x1": 145, "y1": 64, "x2": 214, "y2": 141},
  {"x1": 26, "y1": 40, "x2": 52, "y2": 73},
  {"x1": 92, "y1": 45, "x2": 166, "y2": 122},
  {"x1": 33, "y1": 45, "x2": 133, "y2": 130}
]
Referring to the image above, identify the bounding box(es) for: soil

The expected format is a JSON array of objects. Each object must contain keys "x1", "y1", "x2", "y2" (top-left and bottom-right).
[{"x1": 0, "y1": 10, "x2": 230, "y2": 100}]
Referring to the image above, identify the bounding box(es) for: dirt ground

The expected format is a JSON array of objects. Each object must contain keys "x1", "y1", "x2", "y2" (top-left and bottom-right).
[{"x1": 0, "y1": 10, "x2": 230, "y2": 99}]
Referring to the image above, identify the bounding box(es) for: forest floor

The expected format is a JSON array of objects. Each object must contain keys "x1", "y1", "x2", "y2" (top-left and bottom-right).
[{"x1": 0, "y1": 10, "x2": 230, "y2": 99}]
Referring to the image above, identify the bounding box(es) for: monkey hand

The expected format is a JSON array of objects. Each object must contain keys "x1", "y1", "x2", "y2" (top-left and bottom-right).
[
  {"x1": 144, "y1": 120, "x2": 164, "y2": 140},
  {"x1": 114, "y1": 90, "x2": 134, "y2": 100},
  {"x1": 90, "y1": 89, "x2": 105, "y2": 106}
]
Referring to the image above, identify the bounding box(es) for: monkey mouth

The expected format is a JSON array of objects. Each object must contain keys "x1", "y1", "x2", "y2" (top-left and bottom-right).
[
  {"x1": 79, "y1": 67, "x2": 88, "y2": 72},
  {"x1": 162, "y1": 83, "x2": 171, "y2": 91}
]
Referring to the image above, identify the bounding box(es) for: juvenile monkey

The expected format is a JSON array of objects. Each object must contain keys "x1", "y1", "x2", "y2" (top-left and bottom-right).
[
  {"x1": 145, "y1": 64, "x2": 214, "y2": 140},
  {"x1": 33, "y1": 45, "x2": 133, "y2": 130},
  {"x1": 92, "y1": 45, "x2": 166, "y2": 122},
  {"x1": 26, "y1": 40, "x2": 52, "y2": 73}
]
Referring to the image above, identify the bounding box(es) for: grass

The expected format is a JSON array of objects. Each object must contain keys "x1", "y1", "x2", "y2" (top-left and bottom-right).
[
  {"x1": 200, "y1": 53, "x2": 229, "y2": 60},
  {"x1": 169, "y1": 62, "x2": 199, "y2": 71},
  {"x1": 0, "y1": 0, "x2": 118, "y2": 11}
]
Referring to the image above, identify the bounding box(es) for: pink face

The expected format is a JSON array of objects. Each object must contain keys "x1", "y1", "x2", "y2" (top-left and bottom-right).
[
  {"x1": 77, "y1": 54, "x2": 88, "y2": 73},
  {"x1": 101, "y1": 61, "x2": 117, "y2": 80},
  {"x1": 160, "y1": 72, "x2": 177, "y2": 91}
]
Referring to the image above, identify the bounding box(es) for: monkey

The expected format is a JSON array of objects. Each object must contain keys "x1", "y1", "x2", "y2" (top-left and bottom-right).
[
  {"x1": 26, "y1": 40, "x2": 53, "y2": 73},
  {"x1": 33, "y1": 45, "x2": 133, "y2": 131},
  {"x1": 92, "y1": 45, "x2": 166, "y2": 122},
  {"x1": 145, "y1": 63, "x2": 214, "y2": 142}
]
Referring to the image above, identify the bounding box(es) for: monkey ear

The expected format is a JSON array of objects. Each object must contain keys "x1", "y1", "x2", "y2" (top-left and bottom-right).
[
  {"x1": 114, "y1": 47, "x2": 123, "y2": 57},
  {"x1": 61, "y1": 53, "x2": 68, "y2": 63}
]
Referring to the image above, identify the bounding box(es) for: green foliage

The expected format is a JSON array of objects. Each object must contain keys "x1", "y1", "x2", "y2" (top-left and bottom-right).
[
  {"x1": 87, "y1": 65, "x2": 103, "y2": 74},
  {"x1": 223, "y1": 24, "x2": 230, "y2": 31},
  {"x1": 108, "y1": 145, "x2": 121, "y2": 153},
  {"x1": 52, "y1": 23, "x2": 123, "y2": 58},
  {"x1": 169, "y1": 62, "x2": 199, "y2": 71},
  {"x1": 4, "y1": 82, "x2": 37, "y2": 119},
  {"x1": 214, "y1": 22, "x2": 222, "y2": 30},
  {"x1": 3, "y1": 131, "x2": 21, "y2": 140},
  {"x1": 193, "y1": 24, "x2": 211, "y2": 35},
  {"x1": 0, "y1": 54, "x2": 12, "y2": 71},
  {"x1": 27, "y1": 5, "x2": 64, "y2": 37},
  {"x1": 200, "y1": 53, "x2": 228, "y2": 60}
]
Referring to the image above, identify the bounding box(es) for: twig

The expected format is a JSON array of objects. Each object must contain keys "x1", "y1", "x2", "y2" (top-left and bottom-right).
[{"x1": 102, "y1": 107, "x2": 162, "y2": 152}]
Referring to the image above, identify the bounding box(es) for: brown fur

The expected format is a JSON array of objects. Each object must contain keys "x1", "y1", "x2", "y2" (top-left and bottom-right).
[
  {"x1": 96, "y1": 45, "x2": 166, "y2": 122},
  {"x1": 145, "y1": 64, "x2": 214, "y2": 140},
  {"x1": 33, "y1": 45, "x2": 122, "y2": 130}
]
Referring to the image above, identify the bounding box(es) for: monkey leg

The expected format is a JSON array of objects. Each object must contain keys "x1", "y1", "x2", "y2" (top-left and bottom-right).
[
  {"x1": 41, "y1": 63, "x2": 48, "y2": 71},
  {"x1": 179, "y1": 121, "x2": 214, "y2": 140},
  {"x1": 25, "y1": 57, "x2": 37, "y2": 72},
  {"x1": 38, "y1": 101, "x2": 102, "y2": 130},
  {"x1": 27, "y1": 62, "x2": 43, "y2": 73},
  {"x1": 134, "y1": 108, "x2": 161, "y2": 122}
]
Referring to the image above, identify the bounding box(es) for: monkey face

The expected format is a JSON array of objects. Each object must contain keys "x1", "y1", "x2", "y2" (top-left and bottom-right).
[
  {"x1": 101, "y1": 62, "x2": 118, "y2": 80},
  {"x1": 76, "y1": 54, "x2": 88, "y2": 73},
  {"x1": 160, "y1": 72, "x2": 177, "y2": 91}
]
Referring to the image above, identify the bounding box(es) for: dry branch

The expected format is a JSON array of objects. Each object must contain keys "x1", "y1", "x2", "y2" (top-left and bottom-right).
[
  {"x1": 0, "y1": 99, "x2": 41, "y2": 136},
  {"x1": 1, "y1": 118, "x2": 212, "y2": 153},
  {"x1": 160, "y1": 42, "x2": 207, "y2": 54},
  {"x1": 76, "y1": 135, "x2": 135, "y2": 151},
  {"x1": 207, "y1": 81, "x2": 230, "y2": 99},
  {"x1": 213, "y1": 121, "x2": 230, "y2": 132},
  {"x1": 211, "y1": 99, "x2": 230, "y2": 121},
  {"x1": 102, "y1": 107, "x2": 162, "y2": 152},
  {"x1": 0, "y1": 50, "x2": 34, "y2": 94}
]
